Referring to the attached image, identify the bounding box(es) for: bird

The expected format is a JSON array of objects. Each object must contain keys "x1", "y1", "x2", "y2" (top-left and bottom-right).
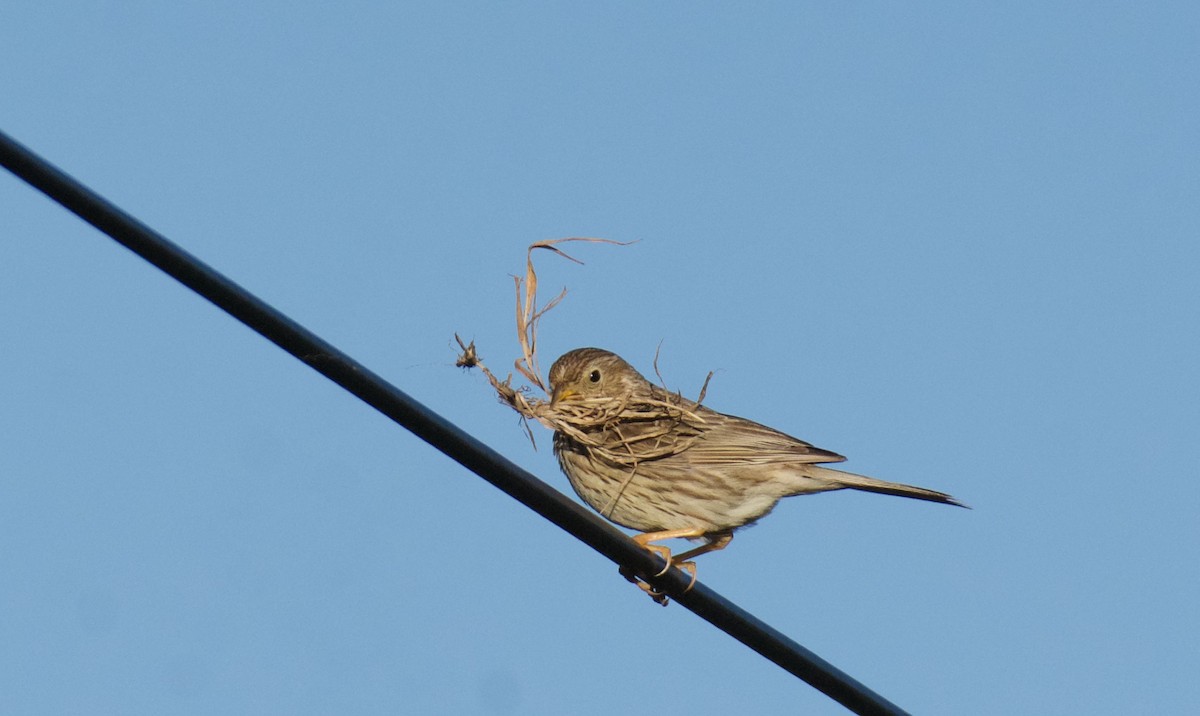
[{"x1": 547, "y1": 347, "x2": 965, "y2": 602}]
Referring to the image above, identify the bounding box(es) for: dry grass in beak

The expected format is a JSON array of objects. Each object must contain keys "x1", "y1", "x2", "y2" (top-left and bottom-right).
[{"x1": 455, "y1": 238, "x2": 711, "y2": 465}]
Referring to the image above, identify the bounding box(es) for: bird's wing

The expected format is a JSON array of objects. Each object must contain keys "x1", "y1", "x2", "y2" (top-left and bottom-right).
[
  {"x1": 681, "y1": 411, "x2": 847, "y2": 466},
  {"x1": 591, "y1": 389, "x2": 845, "y2": 466}
]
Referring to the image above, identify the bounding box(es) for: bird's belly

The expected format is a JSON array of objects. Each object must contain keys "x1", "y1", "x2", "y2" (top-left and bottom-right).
[{"x1": 555, "y1": 447, "x2": 770, "y2": 534}]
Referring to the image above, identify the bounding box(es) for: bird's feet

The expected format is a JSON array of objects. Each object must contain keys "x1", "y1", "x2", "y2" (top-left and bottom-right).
[
  {"x1": 620, "y1": 535, "x2": 702, "y2": 606},
  {"x1": 618, "y1": 562, "x2": 696, "y2": 606}
]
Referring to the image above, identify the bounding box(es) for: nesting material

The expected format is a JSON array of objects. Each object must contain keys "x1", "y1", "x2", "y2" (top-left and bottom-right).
[{"x1": 454, "y1": 238, "x2": 713, "y2": 466}]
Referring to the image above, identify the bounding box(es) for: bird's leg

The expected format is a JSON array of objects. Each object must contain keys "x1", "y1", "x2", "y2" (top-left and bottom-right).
[
  {"x1": 632, "y1": 528, "x2": 708, "y2": 576},
  {"x1": 671, "y1": 532, "x2": 733, "y2": 564},
  {"x1": 638, "y1": 530, "x2": 729, "y2": 597},
  {"x1": 617, "y1": 528, "x2": 709, "y2": 605}
]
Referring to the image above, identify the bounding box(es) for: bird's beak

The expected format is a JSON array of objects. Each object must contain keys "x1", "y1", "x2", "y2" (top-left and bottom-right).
[{"x1": 551, "y1": 386, "x2": 579, "y2": 406}]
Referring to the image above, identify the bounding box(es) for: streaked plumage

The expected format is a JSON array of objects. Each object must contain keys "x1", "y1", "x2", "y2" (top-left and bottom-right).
[{"x1": 548, "y1": 347, "x2": 963, "y2": 591}]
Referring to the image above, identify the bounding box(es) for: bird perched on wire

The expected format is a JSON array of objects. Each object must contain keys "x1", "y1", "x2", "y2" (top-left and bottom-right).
[{"x1": 547, "y1": 347, "x2": 965, "y2": 603}]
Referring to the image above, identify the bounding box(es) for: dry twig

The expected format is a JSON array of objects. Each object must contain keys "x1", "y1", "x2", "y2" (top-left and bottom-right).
[{"x1": 456, "y1": 238, "x2": 713, "y2": 465}]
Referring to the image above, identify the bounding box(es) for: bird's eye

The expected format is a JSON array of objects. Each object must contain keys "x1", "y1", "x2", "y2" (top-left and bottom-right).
[{"x1": 588, "y1": 369, "x2": 602, "y2": 383}]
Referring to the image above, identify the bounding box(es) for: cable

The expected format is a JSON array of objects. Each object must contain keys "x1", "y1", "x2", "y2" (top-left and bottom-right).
[{"x1": 1, "y1": 128, "x2": 911, "y2": 716}]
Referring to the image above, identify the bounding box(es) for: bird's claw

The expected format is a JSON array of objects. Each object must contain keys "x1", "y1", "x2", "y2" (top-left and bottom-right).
[
  {"x1": 619, "y1": 565, "x2": 671, "y2": 605},
  {"x1": 618, "y1": 554, "x2": 698, "y2": 606}
]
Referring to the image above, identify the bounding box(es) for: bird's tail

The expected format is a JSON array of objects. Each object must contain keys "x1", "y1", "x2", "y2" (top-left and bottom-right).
[{"x1": 799, "y1": 465, "x2": 968, "y2": 508}]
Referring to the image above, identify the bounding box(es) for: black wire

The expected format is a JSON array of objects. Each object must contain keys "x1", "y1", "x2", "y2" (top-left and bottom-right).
[{"x1": 0, "y1": 128, "x2": 911, "y2": 716}]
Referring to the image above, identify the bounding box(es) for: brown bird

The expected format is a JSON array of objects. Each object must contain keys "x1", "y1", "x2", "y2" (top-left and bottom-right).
[{"x1": 548, "y1": 347, "x2": 965, "y2": 601}]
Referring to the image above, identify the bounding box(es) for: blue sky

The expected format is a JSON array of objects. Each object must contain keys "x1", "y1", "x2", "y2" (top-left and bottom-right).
[{"x1": 2, "y1": 3, "x2": 1197, "y2": 714}]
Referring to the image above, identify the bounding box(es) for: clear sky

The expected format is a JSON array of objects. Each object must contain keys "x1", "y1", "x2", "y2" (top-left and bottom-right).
[{"x1": 2, "y1": 3, "x2": 1197, "y2": 714}]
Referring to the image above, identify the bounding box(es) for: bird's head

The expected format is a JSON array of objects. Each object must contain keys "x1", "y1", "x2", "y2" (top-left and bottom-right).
[{"x1": 548, "y1": 347, "x2": 648, "y2": 406}]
